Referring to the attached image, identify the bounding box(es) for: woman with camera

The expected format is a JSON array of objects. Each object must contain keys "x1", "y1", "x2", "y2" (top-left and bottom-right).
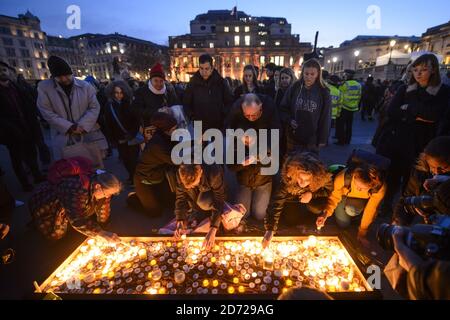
[{"x1": 393, "y1": 136, "x2": 450, "y2": 226}]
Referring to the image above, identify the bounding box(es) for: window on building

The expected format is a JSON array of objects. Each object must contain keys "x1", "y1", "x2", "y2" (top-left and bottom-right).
[
  {"x1": 200, "y1": 26, "x2": 206, "y2": 31},
  {"x1": 193, "y1": 57, "x2": 199, "y2": 68},
  {"x1": 234, "y1": 35, "x2": 240, "y2": 46},
  {"x1": 40, "y1": 62, "x2": 46, "y2": 69},
  {"x1": 182, "y1": 43, "x2": 187, "y2": 48},
  {"x1": 280, "y1": 29, "x2": 285, "y2": 33},
  {"x1": 290, "y1": 56, "x2": 294, "y2": 66},
  {"x1": 225, "y1": 40, "x2": 230, "y2": 47},
  {"x1": 17, "y1": 30, "x2": 24, "y2": 37},
  {"x1": 6, "y1": 48, "x2": 16, "y2": 57},
  {"x1": 209, "y1": 42, "x2": 214, "y2": 48},
  {"x1": 39, "y1": 52, "x2": 44, "y2": 59},
  {"x1": 174, "y1": 43, "x2": 178, "y2": 49},
  {"x1": 0, "y1": 27, "x2": 11, "y2": 35},
  {"x1": 211, "y1": 26, "x2": 216, "y2": 33},
  {"x1": 260, "y1": 56, "x2": 265, "y2": 65},
  {"x1": 224, "y1": 26, "x2": 229, "y2": 32},
  {"x1": 34, "y1": 32, "x2": 39, "y2": 39},
  {"x1": 19, "y1": 40, "x2": 26, "y2": 47},
  {"x1": 234, "y1": 26, "x2": 240, "y2": 33},
  {"x1": 245, "y1": 26, "x2": 250, "y2": 32},
  {"x1": 273, "y1": 56, "x2": 285, "y2": 66},
  {"x1": 260, "y1": 41, "x2": 266, "y2": 46},
  {"x1": 235, "y1": 57, "x2": 240, "y2": 65},
  {"x1": 258, "y1": 23, "x2": 265, "y2": 28},
  {"x1": 275, "y1": 41, "x2": 280, "y2": 46},
  {"x1": 244, "y1": 35, "x2": 250, "y2": 46},
  {"x1": 2, "y1": 38, "x2": 13, "y2": 46},
  {"x1": 25, "y1": 60, "x2": 32, "y2": 68}
]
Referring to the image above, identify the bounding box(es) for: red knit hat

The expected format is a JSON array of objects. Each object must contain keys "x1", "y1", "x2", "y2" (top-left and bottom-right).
[{"x1": 150, "y1": 63, "x2": 165, "y2": 79}]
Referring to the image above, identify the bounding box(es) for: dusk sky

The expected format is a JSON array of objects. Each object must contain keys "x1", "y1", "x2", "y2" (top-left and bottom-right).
[{"x1": 0, "y1": 0, "x2": 448, "y2": 47}]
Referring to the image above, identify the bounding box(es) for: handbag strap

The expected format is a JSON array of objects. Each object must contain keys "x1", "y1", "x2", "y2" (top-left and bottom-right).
[
  {"x1": 54, "y1": 80, "x2": 75, "y2": 123},
  {"x1": 109, "y1": 102, "x2": 129, "y2": 136}
]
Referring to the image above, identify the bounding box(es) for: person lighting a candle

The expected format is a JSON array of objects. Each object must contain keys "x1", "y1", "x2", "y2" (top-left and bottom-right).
[{"x1": 173, "y1": 164, "x2": 226, "y2": 251}]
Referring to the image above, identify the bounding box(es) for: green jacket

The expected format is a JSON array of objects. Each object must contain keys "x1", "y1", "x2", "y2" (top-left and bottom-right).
[
  {"x1": 339, "y1": 80, "x2": 362, "y2": 112},
  {"x1": 327, "y1": 83, "x2": 343, "y2": 119}
]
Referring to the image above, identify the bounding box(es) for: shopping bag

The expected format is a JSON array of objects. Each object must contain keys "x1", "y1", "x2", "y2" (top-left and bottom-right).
[{"x1": 62, "y1": 135, "x2": 104, "y2": 169}]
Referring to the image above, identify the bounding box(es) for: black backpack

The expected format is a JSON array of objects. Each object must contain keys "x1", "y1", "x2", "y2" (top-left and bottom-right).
[{"x1": 330, "y1": 149, "x2": 390, "y2": 194}]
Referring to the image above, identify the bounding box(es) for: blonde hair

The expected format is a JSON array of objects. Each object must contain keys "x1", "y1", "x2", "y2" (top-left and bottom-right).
[
  {"x1": 281, "y1": 152, "x2": 332, "y2": 194},
  {"x1": 299, "y1": 59, "x2": 326, "y2": 89}
]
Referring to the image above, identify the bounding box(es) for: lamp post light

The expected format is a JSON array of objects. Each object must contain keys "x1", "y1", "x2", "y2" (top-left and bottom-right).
[
  {"x1": 388, "y1": 40, "x2": 396, "y2": 64},
  {"x1": 354, "y1": 50, "x2": 360, "y2": 70}
]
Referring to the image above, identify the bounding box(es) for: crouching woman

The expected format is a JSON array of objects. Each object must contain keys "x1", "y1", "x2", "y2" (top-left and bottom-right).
[
  {"x1": 29, "y1": 170, "x2": 122, "y2": 242},
  {"x1": 316, "y1": 164, "x2": 386, "y2": 247}
]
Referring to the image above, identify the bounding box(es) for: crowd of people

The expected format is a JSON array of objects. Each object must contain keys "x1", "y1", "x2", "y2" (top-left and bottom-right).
[{"x1": 0, "y1": 51, "x2": 449, "y2": 299}]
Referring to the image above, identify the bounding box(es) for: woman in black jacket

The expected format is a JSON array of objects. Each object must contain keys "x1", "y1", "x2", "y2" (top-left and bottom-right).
[
  {"x1": 233, "y1": 65, "x2": 263, "y2": 101},
  {"x1": 127, "y1": 112, "x2": 178, "y2": 216},
  {"x1": 274, "y1": 68, "x2": 296, "y2": 108},
  {"x1": 262, "y1": 152, "x2": 333, "y2": 248},
  {"x1": 104, "y1": 80, "x2": 140, "y2": 183},
  {"x1": 376, "y1": 54, "x2": 450, "y2": 216},
  {"x1": 279, "y1": 59, "x2": 332, "y2": 154}
]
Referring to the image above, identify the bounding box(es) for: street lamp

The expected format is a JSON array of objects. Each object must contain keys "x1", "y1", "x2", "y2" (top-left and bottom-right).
[
  {"x1": 388, "y1": 40, "x2": 396, "y2": 64},
  {"x1": 354, "y1": 50, "x2": 360, "y2": 70},
  {"x1": 332, "y1": 57, "x2": 337, "y2": 73}
]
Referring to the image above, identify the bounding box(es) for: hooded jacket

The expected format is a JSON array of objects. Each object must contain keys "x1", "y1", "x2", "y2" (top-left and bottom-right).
[
  {"x1": 279, "y1": 81, "x2": 332, "y2": 147},
  {"x1": 183, "y1": 70, "x2": 234, "y2": 131}
]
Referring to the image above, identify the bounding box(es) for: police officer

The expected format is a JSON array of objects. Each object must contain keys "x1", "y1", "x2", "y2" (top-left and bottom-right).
[
  {"x1": 335, "y1": 70, "x2": 361, "y2": 145},
  {"x1": 326, "y1": 75, "x2": 342, "y2": 130}
]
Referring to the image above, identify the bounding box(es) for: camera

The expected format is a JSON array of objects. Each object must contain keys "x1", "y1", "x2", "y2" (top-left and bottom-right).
[{"x1": 377, "y1": 214, "x2": 450, "y2": 260}]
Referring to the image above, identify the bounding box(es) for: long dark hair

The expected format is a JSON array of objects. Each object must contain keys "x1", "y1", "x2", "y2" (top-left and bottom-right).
[
  {"x1": 409, "y1": 54, "x2": 441, "y2": 87},
  {"x1": 242, "y1": 65, "x2": 259, "y2": 93},
  {"x1": 105, "y1": 80, "x2": 133, "y2": 104}
]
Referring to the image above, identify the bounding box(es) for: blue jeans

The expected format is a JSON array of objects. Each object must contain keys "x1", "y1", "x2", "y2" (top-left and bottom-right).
[
  {"x1": 235, "y1": 182, "x2": 272, "y2": 221},
  {"x1": 334, "y1": 197, "x2": 366, "y2": 228}
]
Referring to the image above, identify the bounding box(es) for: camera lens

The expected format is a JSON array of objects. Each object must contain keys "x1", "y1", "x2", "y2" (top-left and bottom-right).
[
  {"x1": 404, "y1": 195, "x2": 434, "y2": 209},
  {"x1": 376, "y1": 223, "x2": 396, "y2": 251}
]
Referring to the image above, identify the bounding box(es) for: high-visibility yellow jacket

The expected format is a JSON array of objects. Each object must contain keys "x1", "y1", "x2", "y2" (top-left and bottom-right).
[
  {"x1": 339, "y1": 80, "x2": 362, "y2": 112},
  {"x1": 327, "y1": 83, "x2": 343, "y2": 119}
]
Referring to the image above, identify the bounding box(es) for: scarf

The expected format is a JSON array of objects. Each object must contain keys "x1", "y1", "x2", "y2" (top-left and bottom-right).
[{"x1": 148, "y1": 81, "x2": 167, "y2": 95}]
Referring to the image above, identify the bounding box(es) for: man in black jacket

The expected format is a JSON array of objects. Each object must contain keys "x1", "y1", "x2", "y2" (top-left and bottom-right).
[
  {"x1": 226, "y1": 93, "x2": 281, "y2": 225},
  {"x1": 174, "y1": 164, "x2": 226, "y2": 250},
  {"x1": 0, "y1": 61, "x2": 45, "y2": 191},
  {"x1": 183, "y1": 54, "x2": 234, "y2": 132}
]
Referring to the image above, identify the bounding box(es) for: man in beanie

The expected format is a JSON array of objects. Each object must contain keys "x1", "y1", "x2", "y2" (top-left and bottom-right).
[
  {"x1": 37, "y1": 56, "x2": 101, "y2": 160},
  {"x1": 128, "y1": 112, "x2": 178, "y2": 216},
  {"x1": 183, "y1": 54, "x2": 233, "y2": 132},
  {"x1": 131, "y1": 63, "x2": 179, "y2": 142},
  {"x1": 0, "y1": 61, "x2": 45, "y2": 191}
]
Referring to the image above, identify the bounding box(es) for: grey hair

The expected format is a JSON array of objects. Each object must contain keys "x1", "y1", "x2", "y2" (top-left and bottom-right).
[
  {"x1": 241, "y1": 93, "x2": 262, "y2": 107},
  {"x1": 93, "y1": 173, "x2": 122, "y2": 195}
]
